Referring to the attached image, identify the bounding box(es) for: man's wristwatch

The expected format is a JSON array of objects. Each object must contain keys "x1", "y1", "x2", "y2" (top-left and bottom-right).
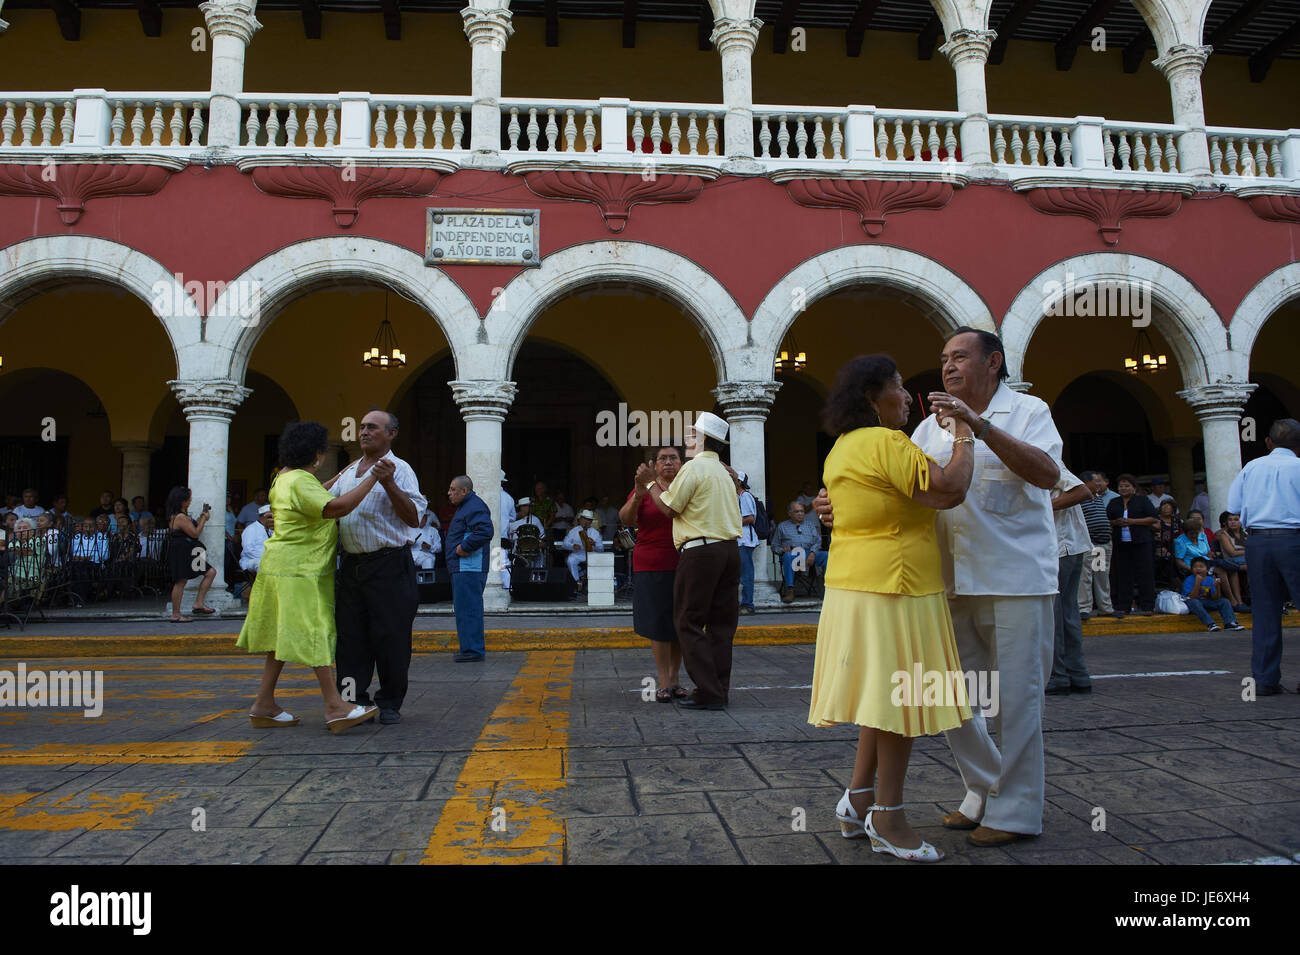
[{"x1": 977, "y1": 417, "x2": 991, "y2": 441}]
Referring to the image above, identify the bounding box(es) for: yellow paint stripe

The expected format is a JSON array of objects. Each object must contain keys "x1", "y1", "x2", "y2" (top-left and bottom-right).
[
  {"x1": 0, "y1": 791, "x2": 178, "y2": 830},
  {"x1": 422, "y1": 650, "x2": 573, "y2": 865},
  {"x1": 0, "y1": 741, "x2": 253, "y2": 764}
]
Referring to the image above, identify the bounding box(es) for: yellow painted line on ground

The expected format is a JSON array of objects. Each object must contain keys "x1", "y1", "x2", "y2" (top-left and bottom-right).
[
  {"x1": 194, "y1": 708, "x2": 245, "y2": 724},
  {"x1": 0, "y1": 791, "x2": 178, "y2": 831},
  {"x1": 0, "y1": 741, "x2": 253, "y2": 764},
  {"x1": 422, "y1": 650, "x2": 573, "y2": 865}
]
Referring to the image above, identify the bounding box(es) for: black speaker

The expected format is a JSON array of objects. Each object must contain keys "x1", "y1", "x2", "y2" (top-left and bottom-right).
[{"x1": 511, "y1": 566, "x2": 573, "y2": 602}]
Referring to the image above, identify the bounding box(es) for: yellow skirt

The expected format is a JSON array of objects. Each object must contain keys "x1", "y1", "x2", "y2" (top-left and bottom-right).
[{"x1": 808, "y1": 587, "x2": 972, "y2": 737}]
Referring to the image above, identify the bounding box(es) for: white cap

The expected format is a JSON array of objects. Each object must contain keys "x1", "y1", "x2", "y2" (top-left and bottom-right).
[
  {"x1": 258, "y1": 504, "x2": 272, "y2": 516},
  {"x1": 690, "y1": 411, "x2": 729, "y2": 444}
]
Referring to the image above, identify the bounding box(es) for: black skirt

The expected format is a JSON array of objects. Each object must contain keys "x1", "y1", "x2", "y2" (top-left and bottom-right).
[
  {"x1": 633, "y1": 569, "x2": 677, "y2": 642},
  {"x1": 167, "y1": 530, "x2": 208, "y2": 582}
]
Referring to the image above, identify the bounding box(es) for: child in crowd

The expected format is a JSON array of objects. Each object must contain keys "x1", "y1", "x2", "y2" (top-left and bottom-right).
[{"x1": 1181, "y1": 557, "x2": 1244, "y2": 632}]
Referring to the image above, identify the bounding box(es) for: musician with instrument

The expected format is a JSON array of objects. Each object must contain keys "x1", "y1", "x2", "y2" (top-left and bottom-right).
[
  {"x1": 562, "y1": 509, "x2": 604, "y2": 589},
  {"x1": 506, "y1": 497, "x2": 547, "y2": 589}
]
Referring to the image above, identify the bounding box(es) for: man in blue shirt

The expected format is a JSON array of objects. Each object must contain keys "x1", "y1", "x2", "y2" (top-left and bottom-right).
[
  {"x1": 1227, "y1": 418, "x2": 1300, "y2": 696},
  {"x1": 445, "y1": 475, "x2": 494, "y2": 662}
]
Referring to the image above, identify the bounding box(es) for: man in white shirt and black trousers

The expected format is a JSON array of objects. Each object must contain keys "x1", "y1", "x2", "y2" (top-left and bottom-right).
[{"x1": 324, "y1": 410, "x2": 427, "y2": 726}]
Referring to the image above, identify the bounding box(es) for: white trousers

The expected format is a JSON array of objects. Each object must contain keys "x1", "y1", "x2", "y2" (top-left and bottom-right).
[
  {"x1": 942, "y1": 593, "x2": 1054, "y2": 835},
  {"x1": 566, "y1": 551, "x2": 587, "y2": 582}
]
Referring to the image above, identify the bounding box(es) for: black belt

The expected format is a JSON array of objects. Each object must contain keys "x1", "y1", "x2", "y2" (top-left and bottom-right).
[
  {"x1": 1247, "y1": 527, "x2": 1300, "y2": 536},
  {"x1": 341, "y1": 545, "x2": 406, "y2": 561}
]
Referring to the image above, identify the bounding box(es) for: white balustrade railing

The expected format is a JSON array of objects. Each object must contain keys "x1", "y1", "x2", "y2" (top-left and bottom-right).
[
  {"x1": 372, "y1": 95, "x2": 473, "y2": 151},
  {"x1": 0, "y1": 92, "x2": 206, "y2": 148},
  {"x1": 989, "y1": 114, "x2": 1075, "y2": 168},
  {"x1": 1101, "y1": 120, "x2": 1183, "y2": 173},
  {"x1": 238, "y1": 94, "x2": 341, "y2": 148},
  {"x1": 1207, "y1": 126, "x2": 1289, "y2": 178},
  {"x1": 754, "y1": 106, "x2": 848, "y2": 161},
  {"x1": 873, "y1": 108, "x2": 964, "y2": 163},
  {"x1": 500, "y1": 98, "x2": 601, "y2": 154},
  {"x1": 619, "y1": 101, "x2": 723, "y2": 158}
]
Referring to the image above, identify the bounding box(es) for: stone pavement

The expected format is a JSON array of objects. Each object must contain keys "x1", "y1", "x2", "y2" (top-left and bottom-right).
[{"x1": 0, "y1": 626, "x2": 1297, "y2": 865}]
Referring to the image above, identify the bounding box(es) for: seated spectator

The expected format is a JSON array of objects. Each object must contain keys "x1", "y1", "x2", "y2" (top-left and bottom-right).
[
  {"x1": 12, "y1": 488, "x2": 44, "y2": 521},
  {"x1": 129, "y1": 496, "x2": 153, "y2": 523},
  {"x1": 0, "y1": 493, "x2": 17, "y2": 515},
  {"x1": 1172, "y1": 511, "x2": 1247, "y2": 610},
  {"x1": 71, "y1": 519, "x2": 109, "y2": 564},
  {"x1": 237, "y1": 488, "x2": 268, "y2": 526},
  {"x1": 50, "y1": 495, "x2": 72, "y2": 523},
  {"x1": 111, "y1": 497, "x2": 132, "y2": 530},
  {"x1": 409, "y1": 510, "x2": 442, "y2": 571},
  {"x1": 1146, "y1": 477, "x2": 1175, "y2": 512},
  {"x1": 1215, "y1": 511, "x2": 1251, "y2": 613},
  {"x1": 1153, "y1": 500, "x2": 1181, "y2": 590},
  {"x1": 562, "y1": 509, "x2": 603, "y2": 588},
  {"x1": 34, "y1": 512, "x2": 60, "y2": 566},
  {"x1": 88, "y1": 491, "x2": 115, "y2": 519},
  {"x1": 582, "y1": 496, "x2": 603, "y2": 533},
  {"x1": 771, "y1": 501, "x2": 828, "y2": 603},
  {"x1": 1181, "y1": 557, "x2": 1244, "y2": 632},
  {"x1": 2, "y1": 512, "x2": 17, "y2": 538},
  {"x1": 552, "y1": 491, "x2": 575, "y2": 533},
  {"x1": 239, "y1": 505, "x2": 274, "y2": 574},
  {"x1": 138, "y1": 515, "x2": 165, "y2": 560},
  {"x1": 8, "y1": 519, "x2": 43, "y2": 592}
]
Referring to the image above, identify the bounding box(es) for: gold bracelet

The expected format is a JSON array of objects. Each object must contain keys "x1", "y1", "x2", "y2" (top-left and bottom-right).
[{"x1": 953, "y1": 436, "x2": 975, "y2": 446}]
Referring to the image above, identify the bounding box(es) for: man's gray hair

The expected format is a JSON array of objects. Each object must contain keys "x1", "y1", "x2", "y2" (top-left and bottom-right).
[
  {"x1": 453, "y1": 475, "x2": 473, "y2": 491},
  {"x1": 1270, "y1": 418, "x2": 1300, "y2": 452},
  {"x1": 788, "y1": 501, "x2": 804, "y2": 515},
  {"x1": 368, "y1": 407, "x2": 399, "y2": 432}
]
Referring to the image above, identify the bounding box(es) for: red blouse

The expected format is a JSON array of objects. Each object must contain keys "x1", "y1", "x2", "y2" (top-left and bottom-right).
[{"x1": 626, "y1": 487, "x2": 679, "y2": 573}]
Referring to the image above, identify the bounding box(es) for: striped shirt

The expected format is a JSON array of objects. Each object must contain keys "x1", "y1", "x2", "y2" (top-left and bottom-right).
[
  {"x1": 331, "y1": 451, "x2": 428, "y2": 554},
  {"x1": 1080, "y1": 494, "x2": 1111, "y2": 543}
]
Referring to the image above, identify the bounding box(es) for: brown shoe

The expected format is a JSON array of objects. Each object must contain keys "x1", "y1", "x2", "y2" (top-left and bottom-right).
[
  {"x1": 941, "y1": 810, "x2": 979, "y2": 830},
  {"x1": 781, "y1": 586, "x2": 794, "y2": 604},
  {"x1": 967, "y1": 825, "x2": 1036, "y2": 847}
]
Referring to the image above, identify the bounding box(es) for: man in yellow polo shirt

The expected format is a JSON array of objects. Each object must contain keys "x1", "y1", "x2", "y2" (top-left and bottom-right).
[{"x1": 637, "y1": 411, "x2": 742, "y2": 710}]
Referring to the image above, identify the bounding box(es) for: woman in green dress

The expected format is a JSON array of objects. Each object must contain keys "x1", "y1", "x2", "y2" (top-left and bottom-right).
[{"x1": 237, "y1": 421, "x2": 393, "y2": 734}]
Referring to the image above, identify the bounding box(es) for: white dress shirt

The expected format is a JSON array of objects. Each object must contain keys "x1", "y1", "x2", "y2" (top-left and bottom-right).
[
  {"x1": 738, "y1": 491, "x2": 758, "y2": 547},
  {"x1": 562, "y1": 525, "x2": 603, "y2": 555},
  {"x1": 911, "y1": 382, "x2": 1062, "y2": 596},
  {"x1": 409, "y1": 523, "x2": 442, "y2": 569},
  {"x1": 500, "y1": 489, "x2": 516, "y2": 529},
  {"x1": 330, "y1": 451, "x2": 428, "y2": 554},
  {"x1": 240, "y1": 521, "x2": 271, "y2": 572},
  {"x1": 1052, "y1": 466, "x2": 1092, "y2": 558},
  {"x1": 508, "y1": 514, "x2": 545, "y2": 540}
]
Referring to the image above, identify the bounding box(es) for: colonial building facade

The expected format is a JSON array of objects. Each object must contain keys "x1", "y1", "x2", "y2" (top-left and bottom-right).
[{"x1": 0, "y1": 0, "x2": 1297, "y2": 606}]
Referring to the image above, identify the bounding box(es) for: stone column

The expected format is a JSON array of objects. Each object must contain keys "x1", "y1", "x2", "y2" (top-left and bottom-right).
[
  {"x1": 200, "y1": 0, "x2": 262, "y2": 147},
  {"x1": 1160, "y1": 436, "x2": 1197, "y2": 513},
  {"x1": 1178, "y1": 382, "x2": 1256, "y2": 522},
  {"x1": 939, "y1": 29, "x2": 996, "y2": 168},
  {"x1": 170, "y1": 379, "x2": 250, "y2": 605},
  {"x1": 461, "y1": 6, "x2": 513, "y2": 163},
  {"x1": 0, "y1": 0, "x2": 9, "y2": 34},
  {"x1": 1006, "y1": 379, "x2": 1033, "y2": 394},
  {"x1": 450, "y1": 379, "x2": 517, "y2": 610},
  {"x1": 711, "y1": 16, "x2": 763, "y2": 172},
  {"x1": 116, "y1": 442, "x2": 156, "y2": 506},
  {"x1": 714, "y1": 380, "x2": 782, "y2": 605},
  {"x1": 1153, "y1": 44, "x2": 1212, "y2": 177}
]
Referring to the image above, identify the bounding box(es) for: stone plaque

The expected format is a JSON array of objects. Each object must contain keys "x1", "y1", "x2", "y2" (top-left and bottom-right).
[{"x1": 425, "y1": 208, "x2": 540, "y2": 266}]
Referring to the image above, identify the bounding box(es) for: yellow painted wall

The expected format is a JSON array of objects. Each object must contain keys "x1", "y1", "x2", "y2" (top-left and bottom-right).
[{"x1": 2, "y1": 11, "x2": 1295, "y2": 130}]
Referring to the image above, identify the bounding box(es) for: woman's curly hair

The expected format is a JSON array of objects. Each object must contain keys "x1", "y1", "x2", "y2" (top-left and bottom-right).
[
  {"x1": 279, "y1": 421, "x2": 329, "y2": 469},
  {"x1": 822, "y1": 354, "x2": 900, "y2": 436}
]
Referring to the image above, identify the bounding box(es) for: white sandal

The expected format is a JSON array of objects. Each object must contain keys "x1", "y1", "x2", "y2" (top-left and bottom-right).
[
  {"x1": 865, "y1": 804, "x2": 945, "y2": 862},
  {"x1": 834, "y1": 785, "x2": 875, "y2": 839},
  {"x1": 249, "y1": 710, "x2": 299, "y2": 728}
]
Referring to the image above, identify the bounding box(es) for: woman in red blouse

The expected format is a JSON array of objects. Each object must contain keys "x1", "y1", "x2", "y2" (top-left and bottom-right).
[{"x1": 620, "y1": 445, "x2": 684, "y2": 702}]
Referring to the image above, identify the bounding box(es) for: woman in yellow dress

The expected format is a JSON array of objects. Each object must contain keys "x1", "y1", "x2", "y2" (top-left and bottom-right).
[
  {"x1": 237, "y1": 421, "x2": 391, "y2": 734},
  {"x1": 809, "y1": 354, "x2": 975, "y2": 862}
]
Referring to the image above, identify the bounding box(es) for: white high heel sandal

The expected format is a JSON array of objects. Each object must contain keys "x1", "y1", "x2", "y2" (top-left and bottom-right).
[
  {"x1": 864, "y1": 804, "x2": 945, "y2": 862},
  {"x1": 834, "y1": 786, "x2": 875, "y2": 839}
]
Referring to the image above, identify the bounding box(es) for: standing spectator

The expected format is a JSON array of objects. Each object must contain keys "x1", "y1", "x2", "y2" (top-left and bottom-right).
[
  {"x1": 1227, "y1": 419, "x2": 1300, "y2": 696},
  {"x1": 1146, "y1": 477, "x2": 1175, "y2": 512},
  {"x1": 239, "y1": 505, "x2": 274, "y2": 574},
  {"x1": 12, "y1": 489, "x2": 44, "y2": 521},
  {"x1": 596, "y1": 496, "x2": 620, "y2": 537},
  {"x1": 164, "y1": 486, "x2": 218, "y2": 621},
  {"x1": 552, "y1": 492, "x2": 575, "y2": 532},
  {"x1": 1153, "y1": 500, "x2": 1182, "y2": 591},
  {"x1": 770, "y1": 502, "x2": 826, "y2": 603},
  {"x1": 35, "y1": 512, "x2": 60, "y2": 567},
  {"x1": 51, "y1": 495, "x2": 72, "y2": 524},
  {"x1": 1181, "y1": 557, "x2": 1244, "y2": 632},
  {"x1": 1108, "y1": 474, "x2": 1158, "y2": 615},
  {"x1": 89, "y1": 491, "x2": 114, "y2": 520},
  {"x1": 111, "y1": 498, "x2": 131, "y2": 530},
  {"x1": 445, "y1": 475, "x2": 493, "y2": 663},
  {"x1": 735, "y1": 471, "x2": 759, "y2": 615},
  {"x1": 0, "y1": 493, "x2": 16, "y2": 516},
  {"x1": 1189, "y1": 482, "x2": 1211, "y2": 522},
  {"x1": 1077, "y1": 470, "x2": 1116, "y2": 620},
  {"x1": 1098, "y1": 472, "x2": 1119, "y2": 508},
  {"x1": 795, "y1": 481, "x2": 817, "y2": 510},
  {"x1": 531, "y1": 481, "x2": 556, "y2": 529},
  {"x1": 621, "y1": 446, "x2": 685, "y2": 703},
  {"x1": 410, "y1": 510, "x2": 442, "y2": 571},
  {"x1": 129, "y1": 496, "x2": 152, "y2": 523},
  {"x1": 1046, "y1": 467, "x2": 1094, "y2": 695},
  {"x1": 638, "y1": 411, "x2": 742, "y2": 711},
  {"x1": 237, "y1": 489, "x2": 268, "y2": 526}
]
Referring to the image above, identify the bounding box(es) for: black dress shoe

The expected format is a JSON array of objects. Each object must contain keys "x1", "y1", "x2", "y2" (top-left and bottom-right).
[
  {"x1": 1257, "y1": 683, "x2": 1284, "y2": 696},
  {"x1": 1071, "y1": 684, "x2": 1092, "y2": 694},
  {"x1": 379, "y1": 708, "x2": 401, "y2": 724},
  {"x1": 453, "y1": 651, "x2": 485, "y2": 663},
  {"x1": 1045, "y1": 684, "x2": 1071, "y2": 696},
  {"x1": 677, "y1": 698, "x2": 726, "y2": 711}
]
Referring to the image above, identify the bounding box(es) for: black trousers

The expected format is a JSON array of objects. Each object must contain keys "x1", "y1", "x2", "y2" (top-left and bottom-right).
[
  {"x1": 335, "y1": 546, "x2": 419, "y2": 711},
  {"x1": 1110, "y1": 539, "x2": 1155, "y2": 612},
  {"x1": 673, "y1": 541, "x2": 741, "y2": 705}
]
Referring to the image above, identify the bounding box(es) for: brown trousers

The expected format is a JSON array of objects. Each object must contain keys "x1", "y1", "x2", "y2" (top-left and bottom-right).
[{"x1": 673, "y1": 541, "x2": 741, "y2": 704}]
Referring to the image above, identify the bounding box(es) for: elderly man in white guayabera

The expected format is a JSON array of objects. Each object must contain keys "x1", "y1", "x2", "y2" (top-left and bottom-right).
[{"x1": 817, "y1": 326, "x2": 1061, "y2": 848}]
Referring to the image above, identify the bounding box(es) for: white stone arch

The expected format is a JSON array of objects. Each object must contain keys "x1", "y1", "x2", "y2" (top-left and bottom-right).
[
  {"x1": 1001, "y1": 252, "x2": 1228, "y2": 389},
  {"x1": 206, "y1": 237, "x2": 483, "y2": 385},
  {"x1": 1227, "y1": 262, "x2": 1300, "y2": 380},
  {"x1": 748, "y1": 245, "x2": 996, "y2": 381},
  {"x1": 0, "y1": 235, "x2": 199, "y2": 373},
  {"x1": 488, "y1": 240, "x2": 745, "y2": 382}
]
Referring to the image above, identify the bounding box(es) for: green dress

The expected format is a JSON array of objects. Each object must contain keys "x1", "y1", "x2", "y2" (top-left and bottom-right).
[{"x1": 236, "y1": 469, "x2": 339, "y2": 667}]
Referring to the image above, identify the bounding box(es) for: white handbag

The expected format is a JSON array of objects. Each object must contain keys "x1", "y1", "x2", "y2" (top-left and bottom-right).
[{"x1": 1155, "y1": 589, "x2": 1189, "y2": 615}]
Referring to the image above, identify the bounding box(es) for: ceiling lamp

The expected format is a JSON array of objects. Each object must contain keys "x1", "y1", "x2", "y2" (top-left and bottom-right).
[
  {"x1": 775, "y1": 334, "x2": 807, "y2": 375},
  {"x1": 363, "y1": 290, "x2": 405, "y2": 370},
  {"x1": 1124, "y1": 329, "x2": 1166, "y2": 375}
]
